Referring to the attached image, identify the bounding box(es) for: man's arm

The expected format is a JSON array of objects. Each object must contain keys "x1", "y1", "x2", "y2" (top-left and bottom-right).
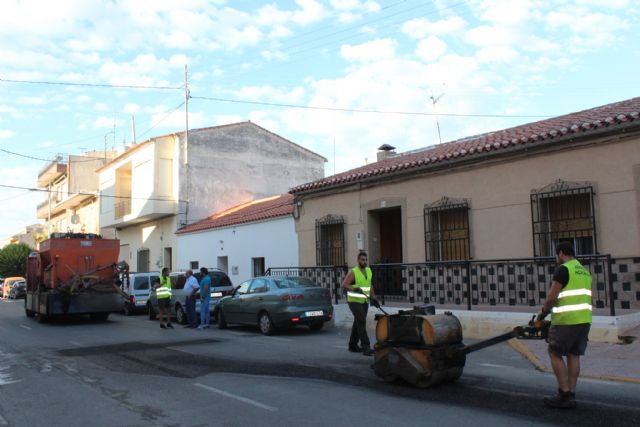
[
  {"x1": 538, "y1": 281, "x2": 563, "y2": 320},
  {"x1": 341, "y1": 270, "x2": 356, "y2": 292}
]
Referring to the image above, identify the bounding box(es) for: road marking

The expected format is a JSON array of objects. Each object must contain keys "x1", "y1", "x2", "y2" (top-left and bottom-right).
[
  {"x1": 479, "y1": 363, "x2": 512, "y2": 369},
  {"x1": 332, "y1": 345, "x2": 347, "y2": 350},
  {"x1": 68, "y1": 341, "x2": 83, "y2": 347},
  {"x1": 19, "y1": 324, "x2": 32, "y2": 330},
  {"x1": 194, "y1": 383, "x2": 277, "y2": 412},
  {"x1": 0, "y1": 412, "x2": 8, "y2": 426},
  {"x1": 228, "y1": 331, "x2": 254, "y2": 337}
]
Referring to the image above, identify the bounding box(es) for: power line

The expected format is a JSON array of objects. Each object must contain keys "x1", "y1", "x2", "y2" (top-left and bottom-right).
[
  {"x1": 0, "y1": 76, "x2": 182, "y2": 91},
  {"x1": 137, "y1": 101, "x2": 186, "y2": 139},
  {"x1": 191, "y1": 95, "x2": 550, "y2": 118},
  {"x1": 0, "y1": 148, "x2": 109, "y2": 163},
  {"x1": 0, "y1": 184, "x2": 186, "y2": 203}
]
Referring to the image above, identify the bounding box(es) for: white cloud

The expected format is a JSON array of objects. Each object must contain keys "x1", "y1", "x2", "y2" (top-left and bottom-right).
[
  {"x1": 465, "y1": 25, "x2": 521, "y2": 47},
  {"x1": 260, "y1": 50, "x2": 289, "y2": 61},
  {"x1": 94, "y1": 116, "x2": 117, "y2": 129},
  {"x1": 94, "y1": 103, "x2": 110, "y2": 112},
  {"x1": 213, "y1": 114, "x2": 244, "y2": 125},
  {"x1": 233, "y1": 85, "x2": 306, "y2": 103},
  {"x1": 0, "y1": 164, "x2": 43, "y2": 239},
  {"x1": 0, "y1": 129, "x2": 15, "y2": 139},
  {"x1": 17, "y1": 96, "x2": 47, "y2": 106},
  {"x1": 476, "y1": 46, "x2": 519, "y2": 63},
  {"x1": 292, "y1": 0, "x2": 327, "y2": 25},
  {"x1": 415, "y1": 36, "x2": 448, "y2": 62},
  {"x1": 341, "y1": 38, "x2": 397, "y2": 62},
  {"x1": 477, "y1": 0, "x2": 534, "y2": 26},
  {"x1": 402, "y1": 16, "x2": 466, "y2": 38}
]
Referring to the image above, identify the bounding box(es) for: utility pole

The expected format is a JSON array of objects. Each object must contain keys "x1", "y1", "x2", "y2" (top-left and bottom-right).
[
  {"x1": 430, "y1": 92, "x2": 445, "y2": 144},
  {"x1": 184, "y1": 64, "x2": 190, "y2": 226}
]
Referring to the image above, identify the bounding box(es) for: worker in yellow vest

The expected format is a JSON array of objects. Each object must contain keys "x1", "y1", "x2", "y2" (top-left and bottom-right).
[
  {"x1": 537, "y1": 242, "x2": 592, "y2": 408},
  {"x1": 153, "y1": 267, "x2": 174, "y2": 329},
  {"x1": 341, "y1": 251, "x2": 378, "y2": 356}
]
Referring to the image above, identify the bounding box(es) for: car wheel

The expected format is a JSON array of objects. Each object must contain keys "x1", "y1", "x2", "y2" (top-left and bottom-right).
[
  {"x1": 175, "y1": 304, "x2": 187, "y2": 325},
  {"x1": 217, "y1": 308, "x2": 227, "y2": 329},
  {"x1": 258, "y1": 312, "x2": 275, "y2": 335},
  {"x1": 309, "y1": 321, "x2": 324, "y2": 331},
  {"x1": 148, "y1": 303, "x2": 157, "y2": 320}
]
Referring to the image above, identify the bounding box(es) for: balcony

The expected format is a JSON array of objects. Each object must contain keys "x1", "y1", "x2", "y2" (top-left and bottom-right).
[
  {"x1": 36, "y1": 192, "x2": 95, "y2": 220},
  {"x1": 37, "y1": 160, "x2": 67, "y2": 188}
]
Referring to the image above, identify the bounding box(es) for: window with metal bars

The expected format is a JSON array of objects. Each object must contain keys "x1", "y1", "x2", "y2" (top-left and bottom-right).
[
  {"x1": 424, "y1": 198, "x2": 471, "y2": 261},
  {"x1": 531, "y1": 183, "x2": 597, "y2": 257},
  {"x1": 316, "y1": 215, "x2": 345, "y2": 266}
]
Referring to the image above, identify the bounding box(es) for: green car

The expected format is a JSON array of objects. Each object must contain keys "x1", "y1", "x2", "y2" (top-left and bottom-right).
[{"x1": 214, "y1": 276, "x2": 334, "y2": 335}]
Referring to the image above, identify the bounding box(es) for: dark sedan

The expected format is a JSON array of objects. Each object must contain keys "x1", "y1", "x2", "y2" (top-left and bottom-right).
[
  {"x1": 9, "y1": 280, "x2": 26, "y2": 299},
  {"x1": 214, "y1": 276, "x2": 333, "y2": 335}
]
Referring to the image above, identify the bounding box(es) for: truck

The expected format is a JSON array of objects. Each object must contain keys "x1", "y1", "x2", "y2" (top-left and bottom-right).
[{"x1": 24, "y1": 232, "x2": 127, "y2": 323}]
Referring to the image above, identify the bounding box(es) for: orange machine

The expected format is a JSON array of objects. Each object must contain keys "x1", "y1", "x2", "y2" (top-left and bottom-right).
[{"x1": 25, "y1": 233, "x2": 127, "y2": 322}]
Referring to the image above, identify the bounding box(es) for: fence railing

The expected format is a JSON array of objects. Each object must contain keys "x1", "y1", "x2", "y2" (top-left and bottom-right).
[{"x1": 266, "y1": 255, "x2": 640, "y2": 316}]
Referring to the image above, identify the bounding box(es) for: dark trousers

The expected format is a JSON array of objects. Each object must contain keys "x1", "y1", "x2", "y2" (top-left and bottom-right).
[
  {"x1": 185, "y1": 296, "x2": 197, "y2": 326},
  {"x1": 348, "y1": 301, "x2": 369, "y2": 348}
]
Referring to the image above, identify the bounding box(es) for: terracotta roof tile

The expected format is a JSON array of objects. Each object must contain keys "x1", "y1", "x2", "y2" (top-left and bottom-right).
[
  {"x1": 176, "y1": 194, "x2": 293, "y2": 234},
  {"x1": 291, "y1": 96, "x2": 640, "y2": 194}
]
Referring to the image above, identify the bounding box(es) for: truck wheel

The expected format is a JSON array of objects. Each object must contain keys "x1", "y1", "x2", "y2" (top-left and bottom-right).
[
  {"x1": 148, "y1": 303, "x2": 156, "y2": 320},
  {"x1": 175, "y1": 304, "x2": 187, "y2": 325},
  {"x1": 90, "y1": 313, "x2": 109, "y2": 322}
]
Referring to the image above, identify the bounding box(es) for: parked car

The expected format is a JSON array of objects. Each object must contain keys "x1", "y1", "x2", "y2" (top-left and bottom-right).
[
  {"x1": 120, "y1": 272, "x2": 159, "y2": 315},
  {"x1": 8, "y1": 280, "x2": 26, "y2": 299},
  {"x1": 213, "y1": 276, "x2": 334, "y2": 335},
  {"x1": 148, "y1": 268, "x2": 234, "y2": 325},
  {"x1": 2, "y1": 277, "x2": 25, "y2": 299}
]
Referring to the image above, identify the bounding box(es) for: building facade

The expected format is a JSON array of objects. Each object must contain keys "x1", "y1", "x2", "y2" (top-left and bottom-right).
[
  {"x1": 176, "y1": 194, "x2": 297, "y2": 284},
  {"x1": 98, "y1": 122, "x2": 325, "y2": 272}
]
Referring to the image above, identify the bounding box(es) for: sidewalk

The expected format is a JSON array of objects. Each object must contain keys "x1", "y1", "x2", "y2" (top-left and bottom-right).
[{"x1": 510, "y1": 324, "x2": 640, "y2": 384}]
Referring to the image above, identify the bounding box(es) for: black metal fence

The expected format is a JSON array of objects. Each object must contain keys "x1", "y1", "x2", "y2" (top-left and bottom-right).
[{"x1": 266, "y1": 255, "x2": 640, "y2": 316}]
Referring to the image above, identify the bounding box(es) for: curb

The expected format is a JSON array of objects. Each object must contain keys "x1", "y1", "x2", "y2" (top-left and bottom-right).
[{"x1": 508, "y1": 339, "x2": 640, "y2": 385}]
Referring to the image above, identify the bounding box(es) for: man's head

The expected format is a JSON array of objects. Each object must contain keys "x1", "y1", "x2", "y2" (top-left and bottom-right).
[
  {"x1": 357, "y1": 251, "x2": 368, "y2": 268},
  {"x1": 200, "y1": 267, "x2": 208, "y2": 275},
  {"x1": 185, "y1": 269, "x2": 193, "y2": 277},
  {"x1": 555, "y1": 242, "x2": 575, "y2": 263},
  {"x1": 161, "y1": 267, "x2": 169, "y2": 276}
]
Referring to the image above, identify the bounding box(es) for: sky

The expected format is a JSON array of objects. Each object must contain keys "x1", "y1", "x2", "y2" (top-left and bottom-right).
[{"x1": 1, "y1": 0, "x2": 639, "y2": 240}]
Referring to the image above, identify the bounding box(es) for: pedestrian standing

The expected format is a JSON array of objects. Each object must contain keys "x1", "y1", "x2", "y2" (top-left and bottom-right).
[
  {"x1": 198, "y1": 267, "x2": 211, "y2": 330},
  {"x1": 341, "y1": 251, "x2": 377, "y2": 356},
  {"x1": 153, "y1": 267, "x2": 173, "y2": 329},
  {"x1": 537, "y1": 242, "x2": 592, "y2": 408},
  {"x1": 183, "y1": 269, "x2": 199, "y2": 328}
]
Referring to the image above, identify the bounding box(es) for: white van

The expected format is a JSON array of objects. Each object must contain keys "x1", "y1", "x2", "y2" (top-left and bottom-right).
[{"x1": 120, "y1": 272, "x2": 159, "y2": 315}]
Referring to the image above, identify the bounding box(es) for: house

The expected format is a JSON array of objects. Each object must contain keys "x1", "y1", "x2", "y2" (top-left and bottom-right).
[
  {"x1": 36, "y1": 152, "x2": 115, "y2": 237},
  {"x1": 288, "y1": 97, "x2": 640, "y2": 311},
  {"x1": 98, "y1": 121, "x2": 325, "y2": 272},
  {"x1": 176, "y1": 193, "x2": 296, "y2": 284}
]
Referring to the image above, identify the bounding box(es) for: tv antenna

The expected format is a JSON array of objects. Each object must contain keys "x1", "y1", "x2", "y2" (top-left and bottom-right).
[{"x1": 430, "y1": 92, "x2": 445, "y2": 144}]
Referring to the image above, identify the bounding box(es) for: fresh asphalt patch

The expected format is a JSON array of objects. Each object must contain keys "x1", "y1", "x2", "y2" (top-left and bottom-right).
[{"x1": 55, "y1": 339, "x2": 640, "y2": 427}]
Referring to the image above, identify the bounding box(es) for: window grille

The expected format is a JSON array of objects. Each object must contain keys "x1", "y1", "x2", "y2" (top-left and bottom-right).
[
  {"x1": 424, "y1": 198, "x2": 471, "y2": 261},
  {"x1": 531, "y1": 183, "x2": 597, "y2": 257},
  {"x1": 316, "y1": 215, "x2": 345, "y2": 266}
]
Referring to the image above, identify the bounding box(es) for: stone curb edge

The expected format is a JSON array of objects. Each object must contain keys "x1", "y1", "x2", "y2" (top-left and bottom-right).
[{"x1": 507, "y1": 339, "x2": 640, "y2": 385}]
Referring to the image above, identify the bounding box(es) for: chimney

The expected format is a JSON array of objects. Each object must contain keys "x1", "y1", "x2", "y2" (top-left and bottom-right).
[{"x1": 377, "y1": 144, "x2": 396, "y2": 162}]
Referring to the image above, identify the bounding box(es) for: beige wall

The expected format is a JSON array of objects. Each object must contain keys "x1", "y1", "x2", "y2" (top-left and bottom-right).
[
  {"x1": 115, "y1": 216, "x2": 177, "y2": 272},
  {"x1": 295, "y1": 136, "x2": 640, "y2": 266}
]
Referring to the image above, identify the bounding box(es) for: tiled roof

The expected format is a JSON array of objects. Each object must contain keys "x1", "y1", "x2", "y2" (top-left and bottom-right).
[
  {"x1": 291, "y1": 96, "x2": 640, "y2": 194},
  {"x1": 176, "y1": 194, "x2": 294, "y2": 234}
]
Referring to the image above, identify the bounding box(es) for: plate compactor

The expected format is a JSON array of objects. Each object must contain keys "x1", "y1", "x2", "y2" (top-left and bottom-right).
[{"x1": 372, "y1": 305, "x2": 549, "y2": 388}]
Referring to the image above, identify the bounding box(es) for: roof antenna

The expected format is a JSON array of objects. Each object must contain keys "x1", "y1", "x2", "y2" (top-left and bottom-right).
[{"x1": 430, "y1": 92, "x2": 445, "y2": 144}]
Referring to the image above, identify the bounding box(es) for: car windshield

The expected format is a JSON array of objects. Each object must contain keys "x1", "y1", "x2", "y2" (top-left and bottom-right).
[
  {"x1": 272, "y1": 277, "x2": 317, "y2": 289},
  {"x1": 209, "y1": 272, "x2": 231, "y2": 287}
]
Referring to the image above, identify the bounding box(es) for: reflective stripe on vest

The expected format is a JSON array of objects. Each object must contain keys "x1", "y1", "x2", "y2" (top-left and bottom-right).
[
  {"x1": 551, "y1": 259, "x2": 592, "y2": 326},
  {"x1": 156, "y1": 276, "x2": 172, "y2": 299},
  {"x1": 347, "y1": 266, "x2": 372, "y2": 304}
]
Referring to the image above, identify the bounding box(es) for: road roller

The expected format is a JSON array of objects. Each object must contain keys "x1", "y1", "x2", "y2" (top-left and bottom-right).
[{"x1": 372, "y1": 305, "x2": 549, "y2": 388}]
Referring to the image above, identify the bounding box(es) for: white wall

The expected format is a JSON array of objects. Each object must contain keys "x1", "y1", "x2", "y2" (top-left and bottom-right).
[{"x1": 176, "y1": 216, "x2": 298, "y2": 285}]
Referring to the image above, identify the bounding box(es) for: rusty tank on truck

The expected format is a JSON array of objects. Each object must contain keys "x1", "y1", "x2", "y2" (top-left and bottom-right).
[{"x1": 25, "y1": 232, "x2": 128, "y2": 323}]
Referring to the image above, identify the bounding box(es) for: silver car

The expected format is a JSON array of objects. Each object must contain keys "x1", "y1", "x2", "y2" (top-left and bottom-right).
[
  {"x1": 120, "y1": 272, "x2": 159, "y2": 315},
  {"x1": 148, "y1": 269, "x2": 234, "y2": 324}
]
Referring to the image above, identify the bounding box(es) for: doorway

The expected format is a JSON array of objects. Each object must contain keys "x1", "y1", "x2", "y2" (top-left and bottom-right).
[
  {"x1": 368, "y1": 206, "x2": 403, "y2": 299},
  {"x1": 137, "y1": 249, "x2": 150, "y2": 272}
]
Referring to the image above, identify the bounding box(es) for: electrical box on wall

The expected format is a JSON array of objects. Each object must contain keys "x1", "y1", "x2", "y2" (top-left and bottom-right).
[{"x1": 356, "y1": 231, "x2": 364, "y2": 250}]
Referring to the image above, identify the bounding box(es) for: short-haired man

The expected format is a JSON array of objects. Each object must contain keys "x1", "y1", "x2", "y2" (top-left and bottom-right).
[
  {"x1": 198, "y1": 267, "x2": 211, "y2": 330},
  {"x1": 153, "y1": 267, "x2": 173, "y2": 329},
  {"x1": 341, "y1": 251, "x2": 378, "y2": 356},
  {"x1": 537, "y1": 242, "x2": 592, "y2": 408},
  {"x1": 183, "y1": 270, "x2": 199, "y2": 328}
]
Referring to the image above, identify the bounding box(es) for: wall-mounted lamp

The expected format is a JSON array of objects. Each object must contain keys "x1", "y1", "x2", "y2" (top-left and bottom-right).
[{"x1": 293, "y1": 198, "x2": 304, "y2": 220}]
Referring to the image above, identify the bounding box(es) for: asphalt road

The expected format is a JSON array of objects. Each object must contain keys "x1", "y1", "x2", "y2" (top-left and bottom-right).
[{"x1": 1, "y1": 298, "x2": 639, "y2": 427}]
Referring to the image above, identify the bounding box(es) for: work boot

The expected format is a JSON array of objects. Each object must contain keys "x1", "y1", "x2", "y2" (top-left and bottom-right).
[
  {"x1": 543, "y1": 390, "x2": 576, "y2": 408},
  {"x1": 348, "y1": 344, "x2": 363, "y2": 353},
  {"x1": 166, "y1": 322, "x2": 174, "y2": 329},
  {"x1": 362, "y1": 347, "x2": 375, "y2": 356},
  {"x1": 160, "y1": 323, "x2": 167, "y2": 329}
]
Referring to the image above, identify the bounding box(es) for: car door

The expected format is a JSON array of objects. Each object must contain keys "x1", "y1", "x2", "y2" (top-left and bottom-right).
[
  {"x1": 241, "y1": 279, "x2": 270, "y2": 323},
  {"x1": 223, "y1": 281, "x2": 251, "y2": 324}
]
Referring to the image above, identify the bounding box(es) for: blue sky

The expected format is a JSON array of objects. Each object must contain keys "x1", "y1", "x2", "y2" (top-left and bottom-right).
[{"x1": 1, "y1": 0, "x2": 639, "y2": 239}]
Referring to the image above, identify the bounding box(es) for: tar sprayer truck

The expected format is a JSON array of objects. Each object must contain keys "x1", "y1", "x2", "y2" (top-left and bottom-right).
[{"x1": 25, "y1": 232, "x2": 127, "y2": 322}]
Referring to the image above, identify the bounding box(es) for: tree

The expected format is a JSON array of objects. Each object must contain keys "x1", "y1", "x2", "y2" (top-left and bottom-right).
[{"x1": 0, "y1": 243, "x2": 32, "y2": 277}]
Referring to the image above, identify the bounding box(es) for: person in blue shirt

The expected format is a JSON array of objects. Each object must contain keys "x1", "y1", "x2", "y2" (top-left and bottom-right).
[{"x1": 198, "y1": 267, "x2": 212, "y2": 330}]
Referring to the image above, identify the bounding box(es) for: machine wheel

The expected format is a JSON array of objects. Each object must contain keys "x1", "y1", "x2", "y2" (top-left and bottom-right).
[
  {"x1": 217, "y1": 308, "x2": 228, "y2": 329},
  {"x1": 382, "y1": 374, "x2": 399, "y2": 383},
  {"x1": 38, "y1": 314, "x2": 49, "y2": 324},
  {"x1": 123, "y1": 303, "x2": 131, "y2": 316},
  {"x1": 258, "y1": 312, "x2": 275, "y2": 335},
  {"x1": 148, "y1": 303, "x2": 157, "y2": 320},
  {"x1": 175, "y1": 304, "x2": 187, "y2": 325},
  {"x1": 309, "y1": 321, "x2": 324, "y2": 331},
  {"x1": 24, "y1": 299, "x2": 36, "y2": 317},
  {"x1": 90, "y1": 313, "x2": 109, "y2": 322}
]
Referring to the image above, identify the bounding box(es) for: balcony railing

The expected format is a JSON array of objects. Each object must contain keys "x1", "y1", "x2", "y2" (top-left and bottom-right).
[
  {"x1": 114, "y1": 199, "x2": 131, "y2": 219},
  {"x1": 266, "y1": 255, "x2": 640, "y2": 316}
]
